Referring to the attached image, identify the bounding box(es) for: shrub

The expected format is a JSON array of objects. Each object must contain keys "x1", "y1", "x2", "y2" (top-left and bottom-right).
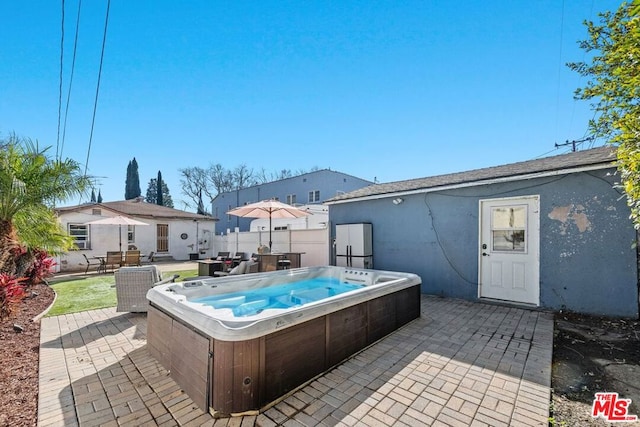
[
  {"x1": 24, "y1": 249, "x2": 56, "y2": 285},
  {"x1": 0, "y1": 273, "x2": 26, "y2": 320}
]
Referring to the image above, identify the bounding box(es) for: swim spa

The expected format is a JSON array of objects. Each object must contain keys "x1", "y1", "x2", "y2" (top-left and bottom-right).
[{"x1": 146, "y1": 266, "x2": 421, "y2": 416}]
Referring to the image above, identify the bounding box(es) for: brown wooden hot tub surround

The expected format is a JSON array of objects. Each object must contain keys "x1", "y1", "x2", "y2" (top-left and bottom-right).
[{"x1": 147, "y1": 284, "x2": 420, "y2": 416}]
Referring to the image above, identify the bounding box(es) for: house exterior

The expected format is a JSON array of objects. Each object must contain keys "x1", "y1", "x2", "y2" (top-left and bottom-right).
[
  {"x1": 212, "y1": 169, "x2": 372, "y2": 233},
  {"x1": 326, "y1": 146, "x2": 639, "y2": 318},
  {"x1": 55, "y1": 198, "x2": 216, "y2": 272}
]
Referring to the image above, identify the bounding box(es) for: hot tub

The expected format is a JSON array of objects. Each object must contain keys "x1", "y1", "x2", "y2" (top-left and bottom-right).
[{"x1": 146, "y1": 266, "x2": 421, "y2": 416}]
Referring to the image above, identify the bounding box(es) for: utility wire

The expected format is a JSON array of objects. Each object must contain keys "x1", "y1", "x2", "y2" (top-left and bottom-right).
[
  {"x1": 84, "y1": 0, "x2": 110, "y2": 177},
  {"x1": 60, "y1": 0, "x2": 82, "y2": 160},
  {"x1": 56, "y1": 0, "x2": 65, "y2": 160}
]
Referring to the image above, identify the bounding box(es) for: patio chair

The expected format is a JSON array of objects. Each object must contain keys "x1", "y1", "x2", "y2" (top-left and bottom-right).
[
  {"x1": 114, "y1": 265, "x2": 179, "y2": 312},
  {"x1": 82, "y1": 254, "x2": 104, "y2": 274},
  {"x1": 213, "y1": 260, "x2": 258, "y2": 277},
  {"x1": 231, "y1": 252, "x2": 246, "y2": 268},
  {"x1": 124, "y1": 250, "x2": 141, "y2": 266},
  {"x1": 142, "y1": 251, "x2": 155, "y2": 263},
  {"x1": 105, "y1": 251, "x2": 123, "y2": 273}
]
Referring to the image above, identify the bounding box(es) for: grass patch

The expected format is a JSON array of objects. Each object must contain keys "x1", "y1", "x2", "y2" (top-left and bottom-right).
[{"x1": 47, "y1": 267, "x2": 198, "y2": 316}]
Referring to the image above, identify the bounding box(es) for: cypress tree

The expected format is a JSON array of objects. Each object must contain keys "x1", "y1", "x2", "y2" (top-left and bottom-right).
[
  {"x1": 97, "y1": 189, "x2": 103, "y2": 203},
  {"x1": 90, "y1": 189, "x2": 97, "y2": 203},
  {"x1": 156, "y1": 170, "x2": 164, "y2": 206},
  {"x1": 131, "y1": 158, "x2": 141, "y2": 199},
  {"x1": 125, "y1": 158, "x2": 142, "y2": 200},
  {"x1": 125, "y1": 160, "x2": 132, "y2": 199}
]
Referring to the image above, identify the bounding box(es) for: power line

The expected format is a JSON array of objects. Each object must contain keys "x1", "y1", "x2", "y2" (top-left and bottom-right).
[
  {"x1": 84, "y1": 0, "x2": 111, "y2": 177},
  {"x1": 60, "y1": 0, "x2": 83, "y2": 159},
  {"x1": 56, "y1": 0, "x2": 65, "y2": 160}
]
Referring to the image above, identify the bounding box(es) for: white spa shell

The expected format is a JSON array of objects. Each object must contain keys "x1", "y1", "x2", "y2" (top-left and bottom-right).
[{"x1": 147, "y1": 266, "x2": 421, "y2": 341}]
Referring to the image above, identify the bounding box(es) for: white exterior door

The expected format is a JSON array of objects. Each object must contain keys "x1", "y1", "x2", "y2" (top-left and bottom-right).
[{"x1": 479, "y1": 196, "x2": 540, "y2": 305}]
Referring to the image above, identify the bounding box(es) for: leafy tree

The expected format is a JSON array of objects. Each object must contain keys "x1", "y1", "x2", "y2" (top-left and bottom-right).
[
  {"x1": 0, "y1": 134, "x2": 90, "y2": 275},
  {"x1": 145, "y1": 176, "x2": 174, "y2": 208},
  {"x1": 569, "y1": 0, "x2": 640, "y2": 225},
  {"x1": 125, "y1": 157, "x2": 141, "y2": 200}
]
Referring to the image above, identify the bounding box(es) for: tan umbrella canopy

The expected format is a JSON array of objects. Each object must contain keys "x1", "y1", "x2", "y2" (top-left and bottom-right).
[
  {"x1": 84, "y1": 215, "x2": 149, "y2": 251},
  {"x1": 227, "y1": 200, "x2": 311, "y2": 249}
]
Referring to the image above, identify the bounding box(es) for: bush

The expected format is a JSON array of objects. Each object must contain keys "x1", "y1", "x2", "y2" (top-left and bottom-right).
[
  {"x1": 24, "y1": 249, "x2": 56, "y2": 285},
  {"x1": 0, "y1": 274, "x2": 26, "y2": 320}
]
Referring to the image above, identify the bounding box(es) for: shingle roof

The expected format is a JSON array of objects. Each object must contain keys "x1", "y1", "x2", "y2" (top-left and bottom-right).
[
  {"x1": 326, "y1": 146, "x2": 617, "y2": 203},
  {"x1": 56, "y1": 198, "x2": 216, "y2": 221}
]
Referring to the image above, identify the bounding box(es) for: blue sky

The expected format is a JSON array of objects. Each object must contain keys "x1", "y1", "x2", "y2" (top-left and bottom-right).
[{"x1": 1, "y1": 1, "x2": 621, "y2": 210}]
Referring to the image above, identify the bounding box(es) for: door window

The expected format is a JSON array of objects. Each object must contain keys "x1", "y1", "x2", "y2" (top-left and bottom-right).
[{"x1": 491, "y1": 206, "x2": 526, "y2": 252}]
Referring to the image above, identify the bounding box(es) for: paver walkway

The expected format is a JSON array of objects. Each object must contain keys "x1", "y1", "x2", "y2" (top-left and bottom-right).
[{"x1": 38, "y1": 296, "x2": 553, "y2": 426}]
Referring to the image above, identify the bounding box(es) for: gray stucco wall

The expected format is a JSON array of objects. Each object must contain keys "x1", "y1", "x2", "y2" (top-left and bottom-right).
[{"x1": 329, "y1": 168, "x2": 638, "y2": 318}]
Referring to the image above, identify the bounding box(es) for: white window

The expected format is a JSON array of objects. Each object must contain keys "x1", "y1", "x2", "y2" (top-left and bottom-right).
[
  {"x1": 308, "y1": 190, "x2": 320, "y2": 203},
  {"x1": 69, "y1": 224, "x2": 90, "y2": 249},
  {"x1": 127, "y1": 225, "x2": 135, "y2": 243},
  {"x1": 286, "y1": 194, "x2": 296, "y2": 205}
]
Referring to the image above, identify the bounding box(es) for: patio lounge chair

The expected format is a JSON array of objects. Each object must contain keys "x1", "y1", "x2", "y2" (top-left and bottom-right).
[
  {"x1": 82, "y1": 254, "x2": 104, "y2": 274},
  {"x1": 114, "y1": 265, "x2": 179, "y2": 312}
]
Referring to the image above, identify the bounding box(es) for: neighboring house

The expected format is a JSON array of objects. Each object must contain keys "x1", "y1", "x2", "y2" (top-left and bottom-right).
[
  {"x1": 326, "y1": 146, "x2": 639, "y2": 318},
  {"x1": 212, "y1": 169, "x2": 372, "y2": 233},
  {"x1": 55, "y1": 198, "x2": 216, "y2": 272}
]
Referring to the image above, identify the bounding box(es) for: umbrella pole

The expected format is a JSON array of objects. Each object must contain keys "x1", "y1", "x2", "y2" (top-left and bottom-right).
[
  {"x1": 119, "y1": 224, "x2": 122, "y2": 252},
  {"x1": 269, "y1": 215, "x2": 272, "y2": 250}
]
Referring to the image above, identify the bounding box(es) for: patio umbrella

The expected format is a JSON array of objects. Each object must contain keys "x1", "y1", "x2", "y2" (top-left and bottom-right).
[
  {"x1": 84, "y1": 215, "x2": 149, "y2": 251},
  {"x1": 227, "y1": 200, "x2": 311, "y2": 249}
]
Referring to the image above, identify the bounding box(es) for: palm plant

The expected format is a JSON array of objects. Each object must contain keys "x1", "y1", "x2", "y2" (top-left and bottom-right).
[{"x1": 0, "y1": 134, "x2": 91, "y2": 275}]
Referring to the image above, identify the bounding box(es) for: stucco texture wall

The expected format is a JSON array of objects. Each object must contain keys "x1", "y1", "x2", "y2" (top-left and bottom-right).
[{"x1": 329, "y1": 168, "x2": 638, "y2": 317}]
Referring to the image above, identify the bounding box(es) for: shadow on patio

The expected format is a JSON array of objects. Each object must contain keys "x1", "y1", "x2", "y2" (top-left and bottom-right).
[{"x1": 38, "y1": 296, "x2": 553, "y2": 426}]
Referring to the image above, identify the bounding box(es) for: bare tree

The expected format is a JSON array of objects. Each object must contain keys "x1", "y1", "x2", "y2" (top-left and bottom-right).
[
  {"x1": 232, "y1": 164, "x2": 255, "y2": 189},
  {"x1": 207, "y1": 163, "x2": 234, "y2": 194},
  {"x1": 179, "y1": 166, "x2": 208, "y2": 210},
  {"x1": 180, "y1": 163, "x2": 322, "y2": 211}
]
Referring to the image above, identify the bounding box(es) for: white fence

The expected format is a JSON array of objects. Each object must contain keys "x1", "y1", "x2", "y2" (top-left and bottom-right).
[{"x1": 213, "y1": 228, "x2": 330, "y2": 267}]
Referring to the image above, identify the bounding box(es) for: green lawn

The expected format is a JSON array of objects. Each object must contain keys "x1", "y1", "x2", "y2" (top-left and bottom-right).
[{"x1": 47, "y1": 267, "x2": 198, "y2": 316}]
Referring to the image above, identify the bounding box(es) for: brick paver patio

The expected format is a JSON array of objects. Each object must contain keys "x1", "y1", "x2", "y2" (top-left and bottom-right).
[{"x1": 38, "y1": 296, "x2": 553, "y2": 426}]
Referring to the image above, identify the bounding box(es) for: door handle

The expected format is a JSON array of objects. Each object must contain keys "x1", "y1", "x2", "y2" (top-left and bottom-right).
[{"x1": 482, "y1": 252, "x2": 489, "y2": 257}]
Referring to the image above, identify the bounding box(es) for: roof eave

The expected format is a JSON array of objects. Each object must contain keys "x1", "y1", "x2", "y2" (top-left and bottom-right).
[{"x1": 325, "y1": 163, "x2": 615, "y2": 205}]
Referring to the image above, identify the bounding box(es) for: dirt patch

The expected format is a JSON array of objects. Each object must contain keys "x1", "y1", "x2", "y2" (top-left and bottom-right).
[
  {"x1": 0, "y1": 283, "x2": 55, "y2": 427},
  {"x1": 552, "y1": 312, "x2": 640, "y2": 426}
]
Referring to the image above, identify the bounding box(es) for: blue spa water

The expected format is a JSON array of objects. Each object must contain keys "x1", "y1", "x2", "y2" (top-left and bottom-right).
[{"x1": 192, "y1": 277, "x2": 363, "y2": 317}]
